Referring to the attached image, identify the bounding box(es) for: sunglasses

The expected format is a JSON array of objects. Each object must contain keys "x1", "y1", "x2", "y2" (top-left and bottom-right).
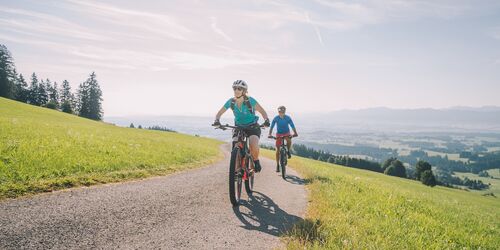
[{"x1": 233, "y1": 87, "x2": 244, "y2": 91}]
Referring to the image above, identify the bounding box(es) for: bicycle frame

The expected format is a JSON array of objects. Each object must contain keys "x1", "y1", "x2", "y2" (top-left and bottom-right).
[
  {"x1": 232, "y1": 128, "x2": 253, "y2": 180},
  {"x1": 215, "y1": 123, "x2": 265, "y2": 206},
  {"x1": 270, "y1": 135, "x2": 293, "y2": 155}
]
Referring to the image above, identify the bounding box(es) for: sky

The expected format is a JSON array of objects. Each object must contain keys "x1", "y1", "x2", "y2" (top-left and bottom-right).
[{"x1": 1, "y1": 0, "x2": 500, "y2": 117}]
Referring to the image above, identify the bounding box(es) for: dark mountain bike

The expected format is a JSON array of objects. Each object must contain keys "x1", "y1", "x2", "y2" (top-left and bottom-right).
[
  {"x1": 269, "y1": 135, "x2": 296, "y2": 179},
  {"x1": 214, "y1": 123, "x2": 266, "y2": 206}
]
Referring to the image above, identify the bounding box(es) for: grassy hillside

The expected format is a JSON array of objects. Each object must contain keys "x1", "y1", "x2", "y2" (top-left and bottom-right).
[
  {"x1": 0, "y1": 98, "x2": 222, "y2": 199},
  {"x1": 261, "y1": 151, "x2": 499, "y2": 249}
]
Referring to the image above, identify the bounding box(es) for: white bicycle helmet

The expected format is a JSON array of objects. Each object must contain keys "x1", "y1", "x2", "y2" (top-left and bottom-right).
[{"x1": 232, "y1": 80, "x2": 248, "y2": 90}]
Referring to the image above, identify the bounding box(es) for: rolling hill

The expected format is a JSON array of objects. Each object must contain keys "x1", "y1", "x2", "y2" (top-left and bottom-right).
[{"x1": 0, "y1": 97, "x2": 222, "y2": 199}]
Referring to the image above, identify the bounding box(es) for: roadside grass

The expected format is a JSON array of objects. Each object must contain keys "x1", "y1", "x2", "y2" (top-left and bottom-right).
[
  {"x1": 0, "y1": 98, "x2": 223, "y2": 199},
  {"x1": 261, "y1": 150, "x2": 500, "y2": 249}
]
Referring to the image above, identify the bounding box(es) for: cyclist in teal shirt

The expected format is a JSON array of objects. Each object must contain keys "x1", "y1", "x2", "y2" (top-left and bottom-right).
[{"x1": 213, "y1": 80, "x2": 270, "y2": 172}]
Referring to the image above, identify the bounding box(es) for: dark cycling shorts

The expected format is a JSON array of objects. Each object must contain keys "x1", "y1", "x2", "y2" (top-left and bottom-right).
[{"x1": 232, "y1": 125, "x2": 261, "y2": 141}]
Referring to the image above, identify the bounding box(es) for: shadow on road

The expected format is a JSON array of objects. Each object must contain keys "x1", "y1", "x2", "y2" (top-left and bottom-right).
[
  {"x1": 284, "y1": 174, "x2": 307, "y2": 185},
  {"x1": 232, "y1": 191, "x2": 302, "y2": 237}
]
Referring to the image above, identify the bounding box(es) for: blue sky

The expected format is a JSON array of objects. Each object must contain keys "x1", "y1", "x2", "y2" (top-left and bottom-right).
[{"x1": 1, "y1": 0, "x2": 499, "y2": 116}]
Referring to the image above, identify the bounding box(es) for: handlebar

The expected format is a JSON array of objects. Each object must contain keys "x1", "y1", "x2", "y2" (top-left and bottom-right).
[
  {"x1": 268, "y1": 134, "x2": 297, "y2": 139},
  {"x1": 213, "y1": 123, "x2": 267, "y2": 131}
]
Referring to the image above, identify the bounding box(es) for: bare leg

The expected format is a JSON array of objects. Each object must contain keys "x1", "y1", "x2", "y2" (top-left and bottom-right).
[
  {"x1": 249, "y1": 135, "x2": 260, "y2": 160},
  {"x1": 286, "y1": 137, "x2": 292, "y2": 151}
]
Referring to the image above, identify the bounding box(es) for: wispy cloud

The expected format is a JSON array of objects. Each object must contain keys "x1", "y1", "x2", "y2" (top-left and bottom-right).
[
  {"x1": 241, "y1": 0, "x2": 472, "y2": 32},
  {"x1": 0, "y1": 7, "x2": 108, "y2": 41},
  {"x1": 304, "y1": 12, "x2": 324, "y2": 46},
  {"x1": 210, "y1": 17, "x2": 232, "y2": 42},
  {"x1": 64, "y1": 0, "x2": 192, "y2": 41}
]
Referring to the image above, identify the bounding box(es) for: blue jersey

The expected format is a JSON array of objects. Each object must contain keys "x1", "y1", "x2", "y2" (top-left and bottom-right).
[{"x1": 270, "y1": 115, "x2": 295, "y2": 134}]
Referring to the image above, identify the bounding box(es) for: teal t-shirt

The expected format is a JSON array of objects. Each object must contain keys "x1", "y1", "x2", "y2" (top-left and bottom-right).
[{"x1": 224, "y1": 96, "x2": 260, "y2": 125}]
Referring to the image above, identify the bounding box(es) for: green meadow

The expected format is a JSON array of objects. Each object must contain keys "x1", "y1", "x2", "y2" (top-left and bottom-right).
[
  {"x1": 261, "y1": 150, "x2": 499, "y2": 249},
  {"x1": 0, "y1": 97, "x2": 222, "y2": 199}
]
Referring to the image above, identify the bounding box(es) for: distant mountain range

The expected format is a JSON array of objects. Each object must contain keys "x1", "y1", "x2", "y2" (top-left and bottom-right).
[
  {"x1": 299, "y1": 106, "x2": 500, "y2": 133},
  {"x1": 105, "y1": 106, "x2": 500, "y2": 135}
]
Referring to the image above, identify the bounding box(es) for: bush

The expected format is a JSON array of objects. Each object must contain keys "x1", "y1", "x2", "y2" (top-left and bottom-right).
[
  {"x1": 45, "y1": 101, "x2": 58, "y2": 110},
  {"x1": 384, "y1": 160, "x2": 406, "y2": 178},
  {"x1": 421, "y1": 170, "x2": 437, "y2": 187},
  {"x1": 60, "y1": 101, "x2": 73, "y2": 114},
  {"x1": 415, "y1": 160, "x2": 432, "y2": 180}
]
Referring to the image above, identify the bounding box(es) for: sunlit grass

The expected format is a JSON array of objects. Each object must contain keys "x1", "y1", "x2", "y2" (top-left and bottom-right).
[
  {"x1": 261, "y1": 150, "x2": 499, "y2": 249},
  {"x1": 0, "y1": 98, "x2": 222, "y2": 199}
]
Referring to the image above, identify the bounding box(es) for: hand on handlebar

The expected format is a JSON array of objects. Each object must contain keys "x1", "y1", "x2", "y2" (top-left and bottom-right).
[
  {"x1": 212, "y1": 120, "x2": 221, "y2": 127},
  {"x1": 262, "y1": 118, "x2": 270, "y2": 127}
]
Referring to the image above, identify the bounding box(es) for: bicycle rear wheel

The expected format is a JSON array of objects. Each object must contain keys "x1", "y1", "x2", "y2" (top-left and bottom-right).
[
  {"x1": 280, "y1": 147, "x2": 287, "y2": 179},
  {"x1": 229, "y1": 147, "x2": 243, "y2": 206}
]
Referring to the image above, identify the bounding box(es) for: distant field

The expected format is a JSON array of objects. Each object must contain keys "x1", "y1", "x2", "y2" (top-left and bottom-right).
[
  {"x1": 487, "y1": 147, "x2": 500, "y2": 152},
  {"x1": 424, "y1": 150, "x2": 469, "y2": 163},
  {"x1": 454, "y1": 170, "x2": 500, "y2": 197},
  {"x1": 261, "y1": 150, "x2": 500, "y2": 249},
  {"x1": 488, "y1": 168, "x2": 500, "y2": 178},
  {"x1": 0, "y1": 98, "x2": 222, "y2": 199}
]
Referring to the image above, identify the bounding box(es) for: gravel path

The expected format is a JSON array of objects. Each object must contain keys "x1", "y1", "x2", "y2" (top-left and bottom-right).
[{"x1": 0, "y1": 145, "x2": 308, "y2": 249}]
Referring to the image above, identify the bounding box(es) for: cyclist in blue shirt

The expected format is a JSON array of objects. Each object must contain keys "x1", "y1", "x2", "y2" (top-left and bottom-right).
[
  {"x1": 213, "y1": 80, "x2": 270, "y2": 172},
  {"x1": 268, "y1": 106, "x2": 298, "y2": 172}
]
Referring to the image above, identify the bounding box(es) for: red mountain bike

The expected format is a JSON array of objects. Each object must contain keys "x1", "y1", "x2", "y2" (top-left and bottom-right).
[
  {"x1": 269, "y1": 135, "x2": 296, "y2": 179},
  {"x1": 215, "y1": 123, "x2": 266, "y2": 206}
]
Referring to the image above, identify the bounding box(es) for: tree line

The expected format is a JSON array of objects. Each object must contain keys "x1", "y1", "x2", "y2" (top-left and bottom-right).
[
  {"x1": 284, "y1": 143, "x2": 491, "y2": 189},
  {"x1": 0, "y1": 44, "x2": 103, "y2": 121},
  {"x1": 129, "y1": 123, "x2": 177, "y2": 133}
]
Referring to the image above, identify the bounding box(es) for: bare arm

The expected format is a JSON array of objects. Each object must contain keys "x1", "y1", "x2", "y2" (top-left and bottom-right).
[
  {"x1": 255, "y1": 103, "x2": 269, "y2": 121},
  {"x1": 215, "y1": 107, "x2": 227, "y2": 121}
]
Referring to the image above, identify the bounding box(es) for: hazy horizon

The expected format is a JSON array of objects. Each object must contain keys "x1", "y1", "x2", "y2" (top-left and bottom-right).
[{"x1": 2, "y1": 0, "x2": 500, "y2": 116}]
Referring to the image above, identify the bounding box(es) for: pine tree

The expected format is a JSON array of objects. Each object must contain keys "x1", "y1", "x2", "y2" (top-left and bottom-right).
[
  {"x1": 46, "y1": 79, "x2": 59, "y2": 109},
  {"x1": 77, "y1": 72, "x2": 103, "y2": 120},
  {"x1": 0, "y1": 44, "x2": 16, "y2": 99},
  {"x1": 28, "y1": 73, "x2": 40, "y2": 105},
  {"x1": 38, "y1": 79, "x2": 48, "y2": 106},
  {"x1": 86, "y1": 72, "x2": 103, "y2": 120},
  {"x1": 14, "y1": 73, "x2": 29, "y2": 103},
  {"x1": 76, "y1": 82, "x2": 89, "y2": 117},
  {"x1": 59, "y1": 80, "x2": 74, "y2": 113}
]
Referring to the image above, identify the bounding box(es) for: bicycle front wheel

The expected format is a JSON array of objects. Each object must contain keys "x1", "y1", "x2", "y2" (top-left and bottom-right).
[
  {"x1": 280, "y1": 147, "x2": 287, "y2": 179},
  {"x1": 245, "y1": 159, "x2": 254, "y2": 195},
  {"x1": 229, "y1": 147, "x2": 243, "y2": 206}
]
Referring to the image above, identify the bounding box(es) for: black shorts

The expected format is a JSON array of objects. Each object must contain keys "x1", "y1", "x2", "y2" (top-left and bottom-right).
[{"x1": 232, "y1": 126, "x2": 261, "y2": 140}]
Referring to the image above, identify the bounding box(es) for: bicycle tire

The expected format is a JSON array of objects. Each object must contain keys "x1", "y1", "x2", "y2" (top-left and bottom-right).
[
  {"x1": 280, "y1": 147, "x2": 287, "y2": 179},
  {"x1": 245, "y1": 158, "x2": 254, "y2": 194},
  {"x1": 229, "y1": 147, "x2": 243, "y2": 206}
]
